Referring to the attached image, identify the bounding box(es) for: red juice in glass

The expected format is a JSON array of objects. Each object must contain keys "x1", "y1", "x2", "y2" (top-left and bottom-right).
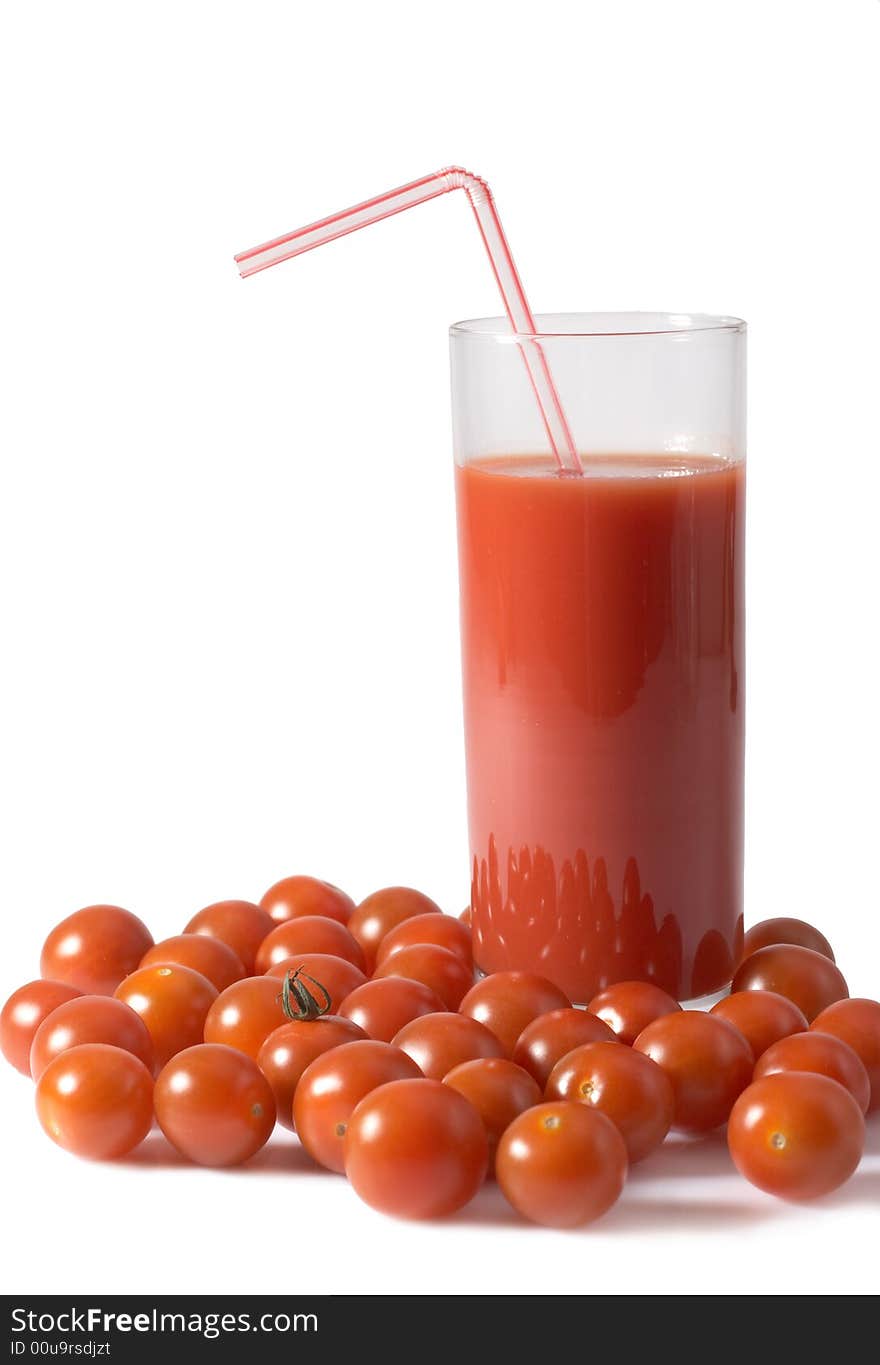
[{"x1": 451, "y1": 315, "x2": 746, "y2": 1002}]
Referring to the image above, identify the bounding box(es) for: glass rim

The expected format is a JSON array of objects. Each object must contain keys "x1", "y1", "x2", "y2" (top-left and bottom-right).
[{"x1": 449, "y1": 311, "x2": 747, "y2": 340}]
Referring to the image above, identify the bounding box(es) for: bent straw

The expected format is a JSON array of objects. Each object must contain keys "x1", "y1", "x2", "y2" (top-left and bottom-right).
[{"x1": 235, "y1": 167, "x2": 582, "y2": 474}]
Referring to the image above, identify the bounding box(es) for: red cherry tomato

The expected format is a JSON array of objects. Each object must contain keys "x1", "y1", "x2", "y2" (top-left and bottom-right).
[
  {"x1": 753, "y1": 1031, "x2": 870, "y2": 1114},
  {"x1": 347, "y1": 887, "x2": 442, "y2": 972},
  {"x1": 633, "y1": 1010, "x2": 754, "y2": 1133},
  {"x1": 203, "y1": 976, "x2": 289, "y2": 1059},
  {"x1": 115, "y1": 965, "x2": 217, "y2": 1068},
  {"x1": 375, "y1": 914, "x2": 473, "y2": 969},
  {"x1": 255, "y1": 917, "x2": 365, "y2": 975},
  {"x1": 35, "y1": 1042, "x2": 153, "y2": 1160},
  {"x1": 1, "y1": 981, "x2": 83, "y2": 1076},
  {"x1": 264, "y1": 954, "x2": 367, "y2": 1012},
  {"x1": 30, "y1": 995, "x2": 154, "y2": 1080},
  {"x1": 741, "y1": 918, "x2": 835, "y2": 964},
  {"x1": 154, "y1": 1043, "x2": 275, "y2": 1166},
  {"x1": 293, "y1": 1040, "x2": 422, "y2": 1172},
  {"x1": 812, "y1": 998, "x2": 880, "y2": 1113},
  {"x1": 337, "y1": 977, "x2": 445, "y2": 1043},
  {"x1": 373, "y1": 945, "x2": 473, "y2": 1011},
  {"x1": 183, "y1": 900, "x2": 274, "y2": 975},
  {"x1": 588, "y1": 981, "x2": 682, "y2": 1046},
  {"x1": 443, "y1": 1058, "x2": 541, "y2": 1173},
  {"x1": 728, "y1": 1072, "x2": 864, "y2": 1199},
  {"x1": 710, "y1": 990, "x2": 808, "y2": 1060},
  {"x1": 40, "y1": 906, "x2": 153, "y2": 996},
  {"x1": 392, "y1": 1011, "x2": 505, "y2": 1079},
  {"x1": 732, "y1": 945, "x2": 848, "y2": 1022},
  {"x1": 512, "y1": 1008, "x2": 617, "y2": 1089},
  {"x1": 545, "y1": 1041, "x2": 674, "y2": 1164},
  {"x1": 496, "y1": 1101, "x2": 627, "y2": 1228},
  {"x1": 345, "y1": 1078, "x2": 488, "y2": 1218},
  {"x1": 259, "y1": 874, "x2": 355, "y2": 926},
  {"x1": 140, "y1": 934, "x2": 245, "y2": 992},
  {"x1": 459, "y1": 972, "x2": 571, "y2": 1056},
  {"x1": 459, "y1": 906, "x2": 472, "y2": 926},
  {"x1": 256, "y1": 1016, "x2": 366, "y2": 1130}
]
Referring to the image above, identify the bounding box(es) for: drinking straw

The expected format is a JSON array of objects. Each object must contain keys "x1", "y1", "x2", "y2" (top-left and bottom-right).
[{"x1": 235, "y1": 167, "x2": 582, "y2": 474}]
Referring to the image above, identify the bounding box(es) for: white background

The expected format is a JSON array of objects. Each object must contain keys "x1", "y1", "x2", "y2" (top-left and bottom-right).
[{"x1": 1, "y1": 0, "x2": 878, "y2": 1297}]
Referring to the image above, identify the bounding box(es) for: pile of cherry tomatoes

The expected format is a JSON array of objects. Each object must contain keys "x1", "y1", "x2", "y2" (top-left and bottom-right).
[{"x1": 2, "y1": 878, "x2": 878, "y2": 1226}]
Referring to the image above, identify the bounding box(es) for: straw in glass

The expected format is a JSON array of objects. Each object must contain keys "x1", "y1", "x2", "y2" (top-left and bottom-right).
[{"x1": 235, "y1": 167, "x2": 582, "y2": 474}]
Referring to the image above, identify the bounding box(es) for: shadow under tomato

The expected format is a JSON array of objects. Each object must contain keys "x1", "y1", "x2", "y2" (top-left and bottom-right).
[
  {"x1": 627, "y1": 1130, "x2": 735, "y2": 1183},
  {"x1": 821, "y1": 1168, "x2": 880, "y2": 1210},
  {"x1": 455, "y1": 1181, "x2": 774, "y2": 1234},
  {"x1": 244, "y1": 1141, "x2": 326, "y2": 1175},
  {"x1": 599, "y1": 1195, "x2": 776, "y2": 1234},
  {"x1": 861, "y1": 1114, "x2": 880, "y2": 1159},
  {"x1": 452, "y1": 1182, "x2": 527, "y2": 1229},
  {"x1": 121, "y1": 1129, "x2": 325, "y2": 1176}
]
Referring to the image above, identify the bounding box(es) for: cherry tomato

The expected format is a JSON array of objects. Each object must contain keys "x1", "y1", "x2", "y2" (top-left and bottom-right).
[
  {"x1": 183, "y1": 900, "x2": 274, "y2": 975},
  {"x1": 512, "y1": 1008, "x2": 617, "y2": 1089},
  {"x1": 347, "y1": 887, "x2": 442, "y2": 972},
  {"x1": 633, "y1": 1010, "x2": 753, "y2": 1133},
  {"x1": 443, "y1": 1058, "x2": 541, "y2": 1173},
  {"x1": 115, "y1": 964, "x2": 218, "y2": 1068},
  {"x1": 255, "y1": 916, "x2": 365, "y2": 975},
  {"x1": 154, "y1": 1043, "x2": 275, "y2": 1166},
  {"x1": 264, "y1": 954, "x2": 367, "y2": 1012},
  {"x1": 459, "y1": 906, "x2": 472, "y2": 926},
  {"x1": 35, "y1": 1043, "x2": 153, "y2": 1160},
  {"x1": 259, "y1": 875, "x2": 355, "y2": 926},
  {"x1": 459, "y1": 972, "x2": 571, "y2": 1056},
  {"x1": 812, "y1": 997, "x2": 880, "y2": 1112},
  {"x1": 337, "y1": 977, "x2": 445, "y2": 1043},
  {"x1": 753, "y1": 1031, "x2": 870, "y2": 1114},
  {"x1": 373, "y1": 945, "x2": 473, "y2": 1011},
  {"x1": 1, "y1": 981, "x2": 83, "y2": 1076},
  {"x1": 375, "y1": 914, "x2": 473, "y2": 969},
  {"x1": 203, "y1": 976, "x2": 289, "y2": 1059},
  {"x1": 728, "y1": 1072, "x2": 864, "y2": 1199},
  {"x1": 732, "y1": 945, "x2": 848, "y2": 1023},
  {"x1": 710, "y1": 989, "x2": 808, "y2": 1060},
  {"x1": 741, "y1": 917, "x2": 835, "y2": 964},
  {"x1": 40, "y1": 906, "x2": 153, "y2": 996},
  {"x1": 345, "y1": 1078, "x2": 488, "y2": 1218},
  {"x1": 588, "y1": 981, "x2": 682, "y2": 1046},
  {"x1": 545, "y1": 1041, "x2": 674, "y2": 1163},
  {"x1": 140, "y1": 934, "x2": 245, "y2": 992},
  {"x1": 392, "y1": 1011, "x2": 505, "y2": 1079},
  {"x1": 293, "y1": 1039, "x2": 422, "y2": 1172},
  {"x1": 256, "y1": 1016, "x2": 367, "y2": 1130},
  {"x1": 496, "y1": 1101, "x2": 627, "y2": 1228},
  {"x1": 30, "y1": 995, "x2": 154, "y2": 1080}
]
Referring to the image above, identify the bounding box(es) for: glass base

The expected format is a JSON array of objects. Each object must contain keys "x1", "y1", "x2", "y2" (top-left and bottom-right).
[
  {"x1": 679, "y1": 982, "x2": 732, "y2": 1012},
  {"x1": 471, "y1": 962, "x2": 732, "y2": 1012}
]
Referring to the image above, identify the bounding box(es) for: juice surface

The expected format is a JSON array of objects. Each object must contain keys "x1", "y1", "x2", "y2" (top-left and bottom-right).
[{"x1": 455, "y1": 453, "x2": 745, "y2": 1002}]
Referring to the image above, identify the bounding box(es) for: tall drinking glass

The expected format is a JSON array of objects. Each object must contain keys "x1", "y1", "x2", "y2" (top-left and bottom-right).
[{"x1": 451, "y1": 313, "x2": 746, "y2": 1004}]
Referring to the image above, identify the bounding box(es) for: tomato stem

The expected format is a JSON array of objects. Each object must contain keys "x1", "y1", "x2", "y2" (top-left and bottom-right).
[{"x1": 279, "y1": 967, "x2": 332, "y2": 1021}]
